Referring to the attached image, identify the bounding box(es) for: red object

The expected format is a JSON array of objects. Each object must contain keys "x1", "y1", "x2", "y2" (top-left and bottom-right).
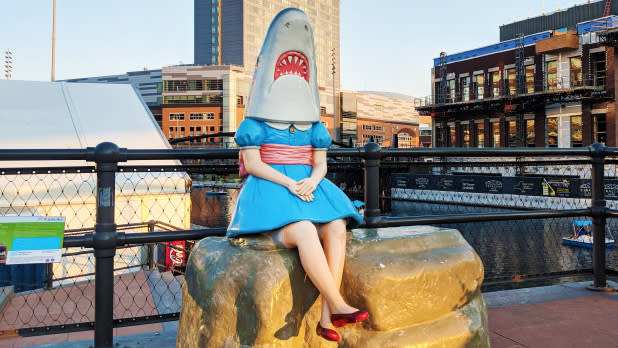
[
  {"x1": 331, "y1": 310, "x2": 369, "y2": 328},
  {"x1": 316, "y1": 323, "x2": 340, "y2": 341},
  {"x1": 604, "y1": 0, "x2": 612, "y2": 17},
  {"x1": 165, "y1": 240, "x2": 186, "y2": 270},
  {"x1": 274, "y1": 51, "x2": 309, "y2": 82}
]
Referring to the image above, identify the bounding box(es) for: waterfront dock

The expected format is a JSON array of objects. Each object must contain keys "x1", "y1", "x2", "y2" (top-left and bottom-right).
[{"x1": 2, "y1": 280, "x2": 616, "y2": 348}]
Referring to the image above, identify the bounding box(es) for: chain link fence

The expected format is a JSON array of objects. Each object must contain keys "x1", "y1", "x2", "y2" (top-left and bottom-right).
[{"x1": 0, "y1": 145, "x2": 616, "y2": 340}]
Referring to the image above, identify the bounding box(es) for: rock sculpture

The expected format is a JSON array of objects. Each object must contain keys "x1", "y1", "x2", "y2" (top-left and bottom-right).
[{"x1": 177, "y1": 226, "x2": 489, "y2": 347}]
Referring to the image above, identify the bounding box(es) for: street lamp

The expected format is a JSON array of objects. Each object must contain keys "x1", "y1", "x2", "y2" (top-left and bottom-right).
[{"x1": 331, "y1": 48, "x2": 339, "y2": 142}]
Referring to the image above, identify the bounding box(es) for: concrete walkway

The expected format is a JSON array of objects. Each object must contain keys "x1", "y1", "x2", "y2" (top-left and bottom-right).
[{"x1": 6, "y1": 280, "x2": 618, "y2": 348}]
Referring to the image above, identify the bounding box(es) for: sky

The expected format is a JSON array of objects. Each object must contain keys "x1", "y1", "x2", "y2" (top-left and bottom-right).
[{"x1": 0, "y1": 0, "x2": 597, "y2": 99}]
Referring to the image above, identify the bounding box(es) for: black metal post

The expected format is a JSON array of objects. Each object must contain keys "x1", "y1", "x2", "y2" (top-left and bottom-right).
[
  {"x1": 587, "y1": 143, "x2": 614, "y2": 291},
  {"x1": 90, "y1": 142, "x2": 125, "y2": 348},
  {"x1": 45, "y1": 263, "x2": 53, "y2": 289},
  {"x1": 363, "y1": 142, "x2": 382, "y2": 226},
  {"x1": 148, "y1": 221, "x2": 155, "y2": 270}
]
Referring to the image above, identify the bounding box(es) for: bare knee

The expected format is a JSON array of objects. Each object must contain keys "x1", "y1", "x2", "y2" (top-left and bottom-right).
[
  {"x1": 283, "y1": 220, "x2": 318, "y2": 247},
  {"x1": 321, "y1": 219, "x2": 347, "y2": 242}
]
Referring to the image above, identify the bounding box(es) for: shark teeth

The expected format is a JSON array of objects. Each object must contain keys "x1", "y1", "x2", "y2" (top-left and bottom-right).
[{"x1": 274, "y1": 51, "x2": 309, "y2": 83}]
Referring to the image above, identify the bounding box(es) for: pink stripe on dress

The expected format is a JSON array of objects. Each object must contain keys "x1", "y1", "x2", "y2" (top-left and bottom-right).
[
  {"x1": 260, "y1": 143, "x2": 313, "y2": 165},
  {"x1": 238, "y1": 144, "x2": 314, "y2": 178}
]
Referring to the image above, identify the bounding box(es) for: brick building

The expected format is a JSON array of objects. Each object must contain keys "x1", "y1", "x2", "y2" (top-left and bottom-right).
[{"x1": 418, "y1": 2, "x2": 618, "y2": 148}]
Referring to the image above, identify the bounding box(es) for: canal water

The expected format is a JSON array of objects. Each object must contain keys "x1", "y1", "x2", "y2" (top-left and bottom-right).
[{"x1": 191, "y1": 187, "x2": 618, "y2": 288}]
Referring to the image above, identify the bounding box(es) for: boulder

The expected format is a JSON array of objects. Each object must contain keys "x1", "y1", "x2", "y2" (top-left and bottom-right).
[{"x1": 177, "y1": 226, "x2": 489, "y2": 348}]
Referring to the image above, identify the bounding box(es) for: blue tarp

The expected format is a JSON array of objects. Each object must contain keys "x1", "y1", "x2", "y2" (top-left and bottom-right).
[
  {"x1": 432, "y1": 32, "x2": 551, "y2": 66},
  {"x1": 573, "y1": 220, "x2": 593, "y2": 227}
]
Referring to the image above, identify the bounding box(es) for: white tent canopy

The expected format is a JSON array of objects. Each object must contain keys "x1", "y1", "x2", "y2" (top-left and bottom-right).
[{"x1": 0, "y1": 80, "x2": 174, "y2": 166}]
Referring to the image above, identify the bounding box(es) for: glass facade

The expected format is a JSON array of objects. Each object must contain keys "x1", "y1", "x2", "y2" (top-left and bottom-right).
[
  {"x1": 196, "y1": 0, "x2": 340, "y2": 89},
  {"x1": 570, "y1": 57, "x2": 582, "y2": 87},
  {"x1": 492, "y1": 122, "x2": 500, "y2": 147},
  {"x1": 525, "y1": 65, "x2": 534, "y2": 93},
  {"x1": 474, "y1": 74, "x2": 484, "y2": 100}
]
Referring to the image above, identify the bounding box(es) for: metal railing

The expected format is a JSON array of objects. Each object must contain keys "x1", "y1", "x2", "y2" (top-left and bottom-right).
[{"x1": 2, "y1": 142, "x2": 618, "y2": 347}]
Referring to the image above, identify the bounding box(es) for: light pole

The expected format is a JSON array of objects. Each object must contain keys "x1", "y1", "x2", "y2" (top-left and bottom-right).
[
  {"x1": 51, "y1": 0, "x2": 56, "y2": 81},
  {"x1": 331, "y1": 48, "x2": 339, "y2": 142},
  {"x1": 4, "y1": 49, "x2": 12, "y2": 80}
]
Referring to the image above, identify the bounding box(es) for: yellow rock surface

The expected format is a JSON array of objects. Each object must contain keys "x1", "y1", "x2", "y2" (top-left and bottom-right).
[{"x1": 177, "y1": 227, "x2": 489, "y2": 348}]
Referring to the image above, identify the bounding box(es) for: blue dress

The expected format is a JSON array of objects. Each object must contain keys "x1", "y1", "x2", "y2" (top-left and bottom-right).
[{"x1": 227, "y1": 118, "x2": 363, "y2": 238}]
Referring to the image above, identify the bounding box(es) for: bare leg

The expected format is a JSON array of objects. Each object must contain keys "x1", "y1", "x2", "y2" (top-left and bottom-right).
[
  {"x1": 282, "y1": 220, "x2": 357, "y2": 316},
  {"x1": 318, "y1": 219, "x2": 356, "y2": 328}
]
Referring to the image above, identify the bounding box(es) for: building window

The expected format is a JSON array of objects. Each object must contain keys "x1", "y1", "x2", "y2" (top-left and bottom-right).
[
  {"x1": 321, "y1": 106, "x2": 326, "y2": 115},
  {"x1": 447, "y1": 79, "x2": 455, "y2": 103},
  {"x1": 180, "y1": 127, "x2": 185, "y2": 137},
  {"x1": 526, "y1": 119, "x2": 535, "y2": 147},
  {"x1": 547, "y1": 118, "x2": 558, "y2": 147},
  {"x1": 571, "y1": 115, "x2": 582, "y2": 147},
  {"x1": 594, "y1": 114, "x2": 607, "y2": 144},
  {"x1": 506, "y1": 68, "x2": 516, "y2": 95},
  {"x1": 374, "y1": 125, "x2": 384, "y2": 131},
  {"x1": 207, "y1": 112, "x2": 215, "y2": 120},
  {"x1": 546, "y1": 61, "x2": 557, "y2": 91},
  {"x1": 570, "y1": 57, "x2": 582, "y2": 87},
  {"x1": 490, "y1": 71, "x2": 500, "y2": 97},
  {"x1": 169, "y1": 113, "x2": 185, "y2": 120},
  {"x1": 449, "y1": 127, "x2": 456, "y2": 147},
  {"x1": 462, "y1": 123, "x2": 470, "y2": 147},
  {"x1": 474, "y1": 74, "x2": 484, "y2": 100},
  {"x1": 190, "y1": 113, "x2": 204, "y2": 120},
  {"x1": 507, "y1": 120, "x2": 517, "y2": 147},
  {"x1": 362, "y1": 124, "x2": 372, "y2": 130},
  {"x1": 169, "y1": 127, "x2": 174, "y2": 138},
  {"x1": 492, "y1": 122, "x2": 500, "y2": 147},
  {"x1": 237, "y1": 95, "x2": 244, "y2": 105},
  {"x1": 476, "y1": 123, "x2": 485, "y2": 148},
  {"x1": 460, "y1": 76, "x2": 470, "y2": 102},
  {"x1": 591, "y1": 52, "x2": 606, "y2": 87},
  {"x1": 525, "y1": 65, "x2": 535, "y2": 93}
]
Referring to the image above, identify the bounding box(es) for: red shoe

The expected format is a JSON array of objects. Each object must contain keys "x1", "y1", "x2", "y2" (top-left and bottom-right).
[
  {"x1": 316, "y1": 323, "x2": 340, "y2": 341},
  {"x1": 331, "y1": 310, "x2": 369, "y2": 328}
]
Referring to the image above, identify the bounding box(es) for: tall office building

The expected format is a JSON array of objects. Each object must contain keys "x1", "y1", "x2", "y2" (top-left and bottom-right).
[{"x1": 194, "y1": 0, "x2": 340, "y2": 90}]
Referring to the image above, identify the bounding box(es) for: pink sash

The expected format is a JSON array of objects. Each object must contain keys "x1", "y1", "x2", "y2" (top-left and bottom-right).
[{"x1": 239, "y1": 144, "x2": 313, "y2": 178}]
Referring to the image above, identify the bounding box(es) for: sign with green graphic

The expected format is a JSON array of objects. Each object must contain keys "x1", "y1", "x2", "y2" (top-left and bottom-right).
[{"x1": 0, "y1": 216, "x2": 65, "y2": 264}]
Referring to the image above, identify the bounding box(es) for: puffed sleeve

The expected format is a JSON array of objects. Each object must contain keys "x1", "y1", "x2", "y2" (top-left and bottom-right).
[
  {"x1": 311, "y1": 122, "x2": 332, "y2": 150},
  {"x1": 235, "y1": 118, "x2": 265, "y2": 148}
]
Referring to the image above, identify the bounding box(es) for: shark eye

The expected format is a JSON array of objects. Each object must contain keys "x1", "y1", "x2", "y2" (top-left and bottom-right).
[
  {"x1": 284, "y1": 22, "x2": 291, "y2": 29},
  {"x1": 304, "y1": 25, "x2": 309, "y2": 31}
]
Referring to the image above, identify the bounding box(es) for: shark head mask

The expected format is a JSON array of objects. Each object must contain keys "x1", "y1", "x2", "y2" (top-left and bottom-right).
[{"x1": 244, "y1": 8, "x2": 320, "y2": 124}]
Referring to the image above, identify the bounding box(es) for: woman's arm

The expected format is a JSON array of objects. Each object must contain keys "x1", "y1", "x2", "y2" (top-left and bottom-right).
[
  {"x1": 296, "y1": 150, "x2": 327, "y2": 196},
  {"x1": 242, "y1": 148, "x2": 313, "y2": 201}
]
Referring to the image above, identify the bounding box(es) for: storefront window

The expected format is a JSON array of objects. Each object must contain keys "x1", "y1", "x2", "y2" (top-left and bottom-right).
[
  {"x1": 571, "y1": 116, "x2": 582, "y2": 147},
  {"x1": 526, "y1": 119, "x2": 535, "y2": 147},
  {"x1": 476, "y1": 123, "x2": 485, "y2": 148},
  {"x1": 547, "y1": 118, "x2": 558, "y2": 147},
  {"x1": 449, "y1": 126, "x2": 456, "y2": 147}
]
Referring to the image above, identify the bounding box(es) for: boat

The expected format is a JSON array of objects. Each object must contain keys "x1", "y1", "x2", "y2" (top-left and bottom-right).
[{"x1": 562, "y1": 220, "x2": 615, "y2": 248}]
